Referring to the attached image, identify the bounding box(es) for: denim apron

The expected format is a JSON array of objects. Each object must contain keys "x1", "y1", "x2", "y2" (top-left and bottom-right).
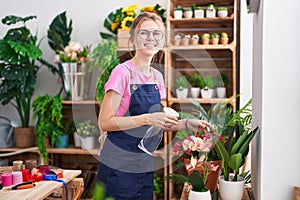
[{"x1": 97, "y1": 64, "x2": 161, "y2": 200}]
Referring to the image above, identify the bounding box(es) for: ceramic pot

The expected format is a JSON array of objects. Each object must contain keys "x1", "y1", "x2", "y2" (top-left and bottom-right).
[
  {"x1": 221, "y1": 37, "x2": 229, "y2": 45},
  {"x1": 190, "y1": 87, "x2": 200, "y2": 98},
  {"x1": 188, "y1": 189, "x2": 211, "y2": 200},
  {"x1": 218, "y1": 10, "x2": 228, "y2": 18},
  {"x1": 80, "y1": 136, "x2": 96, "y2": 149},
  {"x1": 219, "y1": 175, "x2": 245, "y2": 200},
  {"x1": 201, "y1": 88, "x2": 213, "y2": 98},
  {"x1": 55, "y1": 134, "x2": 69, "y2": 148},
  {"x1": 73, "y1": 132, "x2": 81, "y2": 147},
  {"x1": 194, "y1": 10, "x2": 204, "y2": 18},
  {"x1": 206, "y1": 9, "x2": 216, "y2": 18},
  {"x1": 174, "y1": 10, "x2": 183, "y2": 19},
  {"x1": 176, "y1": 88, "x2": 188, "y2": 98},
  {"x1": 183, "y1": 10, "x2": 193, "y2": 18},
  {"x1": 201, "y1": 38, "x2": 210, "y2": 45},
  {"x1": 216, "y1": 87, "x2": 226, "y2": 98},
  {"x1": 211, "y1": 38, "x2": 219, "y2": 45}
]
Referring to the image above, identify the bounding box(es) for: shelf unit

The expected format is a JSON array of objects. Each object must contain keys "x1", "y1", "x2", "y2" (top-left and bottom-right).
[{"x1": 165, "y1": 0, "x2": 239, "y2": 199}]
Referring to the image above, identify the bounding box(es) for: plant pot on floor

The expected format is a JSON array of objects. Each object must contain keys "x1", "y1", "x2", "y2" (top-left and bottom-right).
[
  {"x1": 14, "y1": 127, "x2": 35, "y2": 148},
  {"x1": 218, "y1": 174, "x2": 245, "y2": 200}
]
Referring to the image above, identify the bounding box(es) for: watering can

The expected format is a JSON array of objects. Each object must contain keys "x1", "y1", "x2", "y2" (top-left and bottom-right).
[{"x1": 0, "y1": 116, "x2": 18, "y2": 148}]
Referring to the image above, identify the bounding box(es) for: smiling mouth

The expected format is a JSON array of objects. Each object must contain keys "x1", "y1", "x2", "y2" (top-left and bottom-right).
[{"x1": 144, "y1": 43, "x2": 157, "y2": 47}]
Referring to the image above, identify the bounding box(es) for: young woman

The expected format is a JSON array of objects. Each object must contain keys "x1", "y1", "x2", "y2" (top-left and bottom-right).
[{"x1": 97, "y1": 12, "x2": 212, "y2": 200}]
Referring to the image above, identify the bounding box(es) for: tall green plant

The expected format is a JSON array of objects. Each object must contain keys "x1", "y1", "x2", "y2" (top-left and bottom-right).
[
  {"x1": 32, "y1": 94, "x2": 64, "y2": 162},
  {"x1": 0, "y1": 15, "x2": 57, "y2": 127},
  {"x1": 90, "y1": 39, "x2": 120, "y2": 102}
]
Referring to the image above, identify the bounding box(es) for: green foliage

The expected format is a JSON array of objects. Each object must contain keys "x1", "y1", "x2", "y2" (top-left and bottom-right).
[
  {"x1": 218, "y1": 7, "x2": 228, "y2": 11},
  {"x1": 207, "y1": 4, "x2": 216, "y2": 10},
  {"x1": 204, "y1": 75, "x2": 215, "y2": 89},
  {"x1": 175, "y1": 5, "x2": 183, "y2": 11},
  {"x1": 154, "y1": 173, "x2": 164, "y2": 198},
  {"x1": 92, "y1": 182, "x2": 114, "y2": 200},
  {"x1": 214, "y1": 73, "x2": 228, "y2": 87},
  {"x1": 174, "y1": 75, "x2": 189, "y2": 89},
  {"x1": 221, "y1": 32, "x2": 228, "y2": 38},
  {"x1": 211, "y1": 33, "x2": 220, "y2": 39},
  {"x1": 201, "y1": 33, "x2": 210, "y2": 39},
  {"x1": 187, "y1": 73, "x2": 205, "y2": 88},
  {"x1": 32, "y1": 94, "x2": 64, "y2": 162},
  {"x1": 47, "y1": 11, "x2": 72, "y2": 53},
  {"x1": 0, "y1": 15, "x2": 56, "y2": 127},
  {"x1": 166, "y1": 171, "x2": 208, "y2": 192},
  {"x1": 90, "y1": 39, "x2": 120, "y2": 102}
]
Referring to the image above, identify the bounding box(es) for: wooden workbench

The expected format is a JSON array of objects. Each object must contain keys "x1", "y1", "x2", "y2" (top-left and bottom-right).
[{"x1": 0, "y1": 169, "x2": 82, "y2": 200}]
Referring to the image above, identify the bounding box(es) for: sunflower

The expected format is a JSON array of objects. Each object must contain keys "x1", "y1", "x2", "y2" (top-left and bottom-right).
[
  {"x1": 122, "y1": 3, "x2": 138, "y2": 16},
  {"x1": 111, "y1": 21, "x2": 120, "y2": 32},
  {"x1": 121, "y1": 16, "x2": 134, "y2": 30},
  {"x1": 141, "y1": 6, "x2": 156, "y2": 13}
]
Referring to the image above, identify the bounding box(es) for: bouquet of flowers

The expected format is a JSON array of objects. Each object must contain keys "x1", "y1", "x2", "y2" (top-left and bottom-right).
[
  {"x1": 57, "y1": 41, "x2": 90, "y2": 63},
  {"x1": 100, "y1": 3, "x2": 166, "y2": 39}
]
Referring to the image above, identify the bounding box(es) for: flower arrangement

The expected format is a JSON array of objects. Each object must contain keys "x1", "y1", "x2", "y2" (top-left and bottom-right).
[
  {"x1": 76, "y1": 120, "x2": 99, "y2": 137},
  {"x1": 100, "y1": 3, "x2": 166, "y2": 39},
  {"x1": 58, "y1": 41, "x2": 90, "y2": 63}
]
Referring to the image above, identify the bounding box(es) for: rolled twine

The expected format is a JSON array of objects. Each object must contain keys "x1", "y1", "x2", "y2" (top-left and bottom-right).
[
  {"x1": 13, "y1": 160, "x2": 23, "y2": 171},
  {"x1": 1, "y1": 173, "x2": 13, "y2": 187},
  {"x1": 12, "y1": 171, "x2": 23, "y2": 185},
  {"x1": 25, "y1": 159, "x2": 37, "y2": 170}
]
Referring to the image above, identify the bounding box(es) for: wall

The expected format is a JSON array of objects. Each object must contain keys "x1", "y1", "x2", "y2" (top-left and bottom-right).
[
  {"x1": 0, "y1": 0, "x2": 166, "y2": 124},
  {"x1": 252, "y1": 0, "x2": 300, "y2": 199}
]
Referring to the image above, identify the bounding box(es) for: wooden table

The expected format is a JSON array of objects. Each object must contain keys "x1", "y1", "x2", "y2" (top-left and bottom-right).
[{"x1": 0, "y1": 169, "x2": 82, "y2": 200}]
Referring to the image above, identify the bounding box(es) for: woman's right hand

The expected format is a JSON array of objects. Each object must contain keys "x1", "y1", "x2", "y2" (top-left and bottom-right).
[{"x1": 147, "y1": 112, "x2": 178, "y2": 129}]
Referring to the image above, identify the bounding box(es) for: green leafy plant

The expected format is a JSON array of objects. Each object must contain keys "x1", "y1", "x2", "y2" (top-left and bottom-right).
[
  {"x1": 211, "y1": 33, "x2": 220, "y2": 39},
  {"x1": 207, "y1": 4, "x2": 216, "y2": 10},
  {"x1": 214, "y1": 73, "x2": 228, "y2": 87},
  {"x1": 175, "y1": 5, "x2": 183, "y2": 11},
  {"x1": 175, "y1": 75, "x2": 189, "y2": 89},
  {"x1": 0, "y1": 15, "x2": 57, "y2": 127},
  {"x1": 201, "y1": 33, "x2": 210, "y2": 39},
  {"x1": 204, "y1": 75, "x2": 215, "y2": 89},
  {"x1": 32, "y1": 94, "x2": 64, "y2": 162},
  {"x1": 76, "y1": 120, "x2": 99, "y2": 137},
  {"x1": 47, "y1": 11, "x2": 72, "y2": 54},
  {"x1": 221, "y1": 32, "x2": 228, "y2": 38},
  {"x1": 92, "y1": 182, "x2": 114, "y2": 200},
  {"x1": 90, "y1": 39, "x2": 120, "y2": 102},
  {"x1": 153, "y1": 173, "x2": 164, "y2": 198},
  {"x1": 188, "y1": 73, "x2": 205, "y2": 88},
  {"x1": 218, "y1": 7, "x2": 228, "y2": 11}
]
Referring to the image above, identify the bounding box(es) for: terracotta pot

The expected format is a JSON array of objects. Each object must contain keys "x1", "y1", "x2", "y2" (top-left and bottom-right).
[
  {"x1": 14, "y1": 127, "x2": 35, "y2": 148},
  {"x1": 185, "y1": 159, "x2": 222, "y2": 193},
  {"x1": 201, "y1": 38, "x2": 210, "y2": 45},
  {"x1": 221, "y1": 37, "x2": 229, "y2": 45},
  {"x1": 211, "y1": 38, "x2": 219, "y2": 45}
]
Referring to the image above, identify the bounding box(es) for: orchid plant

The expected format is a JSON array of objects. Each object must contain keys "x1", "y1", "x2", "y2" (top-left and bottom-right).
[{"x1": 167, "y1": 131, "x2": 221, "y2": 192}]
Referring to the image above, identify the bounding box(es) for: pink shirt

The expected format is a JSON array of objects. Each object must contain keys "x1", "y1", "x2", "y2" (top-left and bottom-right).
[{"x1": 104, "y1": 60, "x2": 166, "y2": 116}]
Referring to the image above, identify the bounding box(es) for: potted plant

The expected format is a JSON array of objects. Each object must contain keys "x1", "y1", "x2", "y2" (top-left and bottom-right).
[
  {"x1": 181, "y1": 34, "x2": 191, "y2": 46},
  {"x1": 153, "y1": 173, "x2": 164, "y2": 200},
  {"x1": 0, "y1": 15, "x2": 57, "y2": 148},
  {"x1": 90, "y1": 38, "x2": 120, "y2": 103},
  {"x1": 201, "y1": 33, "x2": 210, "y2": 45},
  {"x1": 211, "y1": 33, "x2": 220, "y2": 45},
  {"x1": 193, "y1": 5, "x2": 204, "y2": 18},
  {"x1": 201, "y1": 75, "x2": 215, "y2": 98},
  {"x1": 173, "y1": 34, "x2": 182, "y2": 46},
  {"x1": 206, "y1": 4, "x2": 216, "y2": 18},
  {"x1": 76, "y1": 120, "x2": 99, "y2": 149},
  {"x1": 174, "y1": 75, "x2": 189, "y2": 98},
  {"x1": 220, "y1": 32, "x2": 229, "y2": 45},
  {"x1": 218, "y1": 7, "x2": 228, "y2": 18},
  {"x1": 188, "y1": 73, "x2": 205, "y2": 98},
  {"x1": 215, "y1": 73, "x2": 228, "y2": 98},
  {"x1": 183, "y1": 7, "x2": 193, "y2": 18},
  {"x1": 32, "y1": 94, "x2": 65, "y2": 163},
  {"x1": 174, "y1": 6, "x2": 183, "y2": 19},
  {"x1": 191, "y1": 34, "x2": 199, "y2": 45}
]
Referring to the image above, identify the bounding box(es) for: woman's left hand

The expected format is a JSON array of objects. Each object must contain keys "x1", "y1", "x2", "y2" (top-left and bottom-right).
[{"x1": 186, "y1": 119, "x2": 214, "y2": 133}]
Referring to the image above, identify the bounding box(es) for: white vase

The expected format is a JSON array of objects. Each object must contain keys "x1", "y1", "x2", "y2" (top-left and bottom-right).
[
  {"x1": 200, "y1": 88, "x2": 213, "y2": 98},
  {"x1": 80, "y1": 136, "x2": 96, "y2": 149},
  {"x1": 218, "y1": 10, "x2": 228, "y2": 18},
  {"x1": 73, "y1": 132, "x2": 81, "y2": 147},
  {"x1": 194, "y1": 10, "x2": 204, "y2": 18},
  {"x1": 174, "y1": 10, "x2": 183, "y2": 19},
  {"x1": 219, "y1": 175, "x2": 245, "y2": 200},
  {"x1": 216, "y1": 87, "x2": 226, "y2": 98},
  {"x1": 183, "y1": 10, "x2": 193, "y2": 18},
  {"x1": 188, "y1": 189, "x2": 211, "y2": 200},
  {"x1": 190, "y1": 87, "x2": 200, "y2": 98},
  {"x1": 176, "y1": 88, "x2": 188, "y2": 98}
]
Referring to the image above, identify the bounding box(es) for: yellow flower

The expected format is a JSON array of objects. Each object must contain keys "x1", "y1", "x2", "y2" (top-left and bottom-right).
[
  {"x1": 111, "y1": 21, "x2": 120, "y2": 32},
  {"x1": 141, "y1": 6, "x2": 155, "y2": 13},
  {"x1": 122, "y1": 3, "x2": 138, "y2": 16},
  {"x1": 121, "y1": 16, "x2": 134, "y2": 30}
]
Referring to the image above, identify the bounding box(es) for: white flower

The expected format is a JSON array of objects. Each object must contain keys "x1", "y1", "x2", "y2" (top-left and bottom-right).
[
  {"x1": 68, "y1": 41, "x2": 81, "y2": 52},
  {"x1": 189, "y1": 136, "x2": 204, "y2": 151}
]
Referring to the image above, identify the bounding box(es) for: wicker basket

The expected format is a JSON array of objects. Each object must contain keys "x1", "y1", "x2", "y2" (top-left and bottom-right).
[{"x1": 14, "y1": 127, "x2": 35, "y2": 148}]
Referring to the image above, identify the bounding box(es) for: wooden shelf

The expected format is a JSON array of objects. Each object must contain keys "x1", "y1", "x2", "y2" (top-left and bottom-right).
[
  {"x1": 168, "y1": 42, "x2": 234, "y2": 50},
  {"x1": 169, "y1": 15, "x2": 234, "y2": 24},
  {"x1": 167, "y1": 97, "x2": 231, "y2": 104}
]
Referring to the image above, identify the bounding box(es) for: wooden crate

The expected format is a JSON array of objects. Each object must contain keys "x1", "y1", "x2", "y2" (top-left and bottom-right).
[{"x1": 117, "y1": 29, "x2": 133, "y2": 49}]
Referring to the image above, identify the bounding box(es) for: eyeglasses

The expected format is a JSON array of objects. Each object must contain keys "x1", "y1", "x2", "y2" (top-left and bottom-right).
[{"x1": 137, "y1": 29, "x2": 164, "y2": 40}]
